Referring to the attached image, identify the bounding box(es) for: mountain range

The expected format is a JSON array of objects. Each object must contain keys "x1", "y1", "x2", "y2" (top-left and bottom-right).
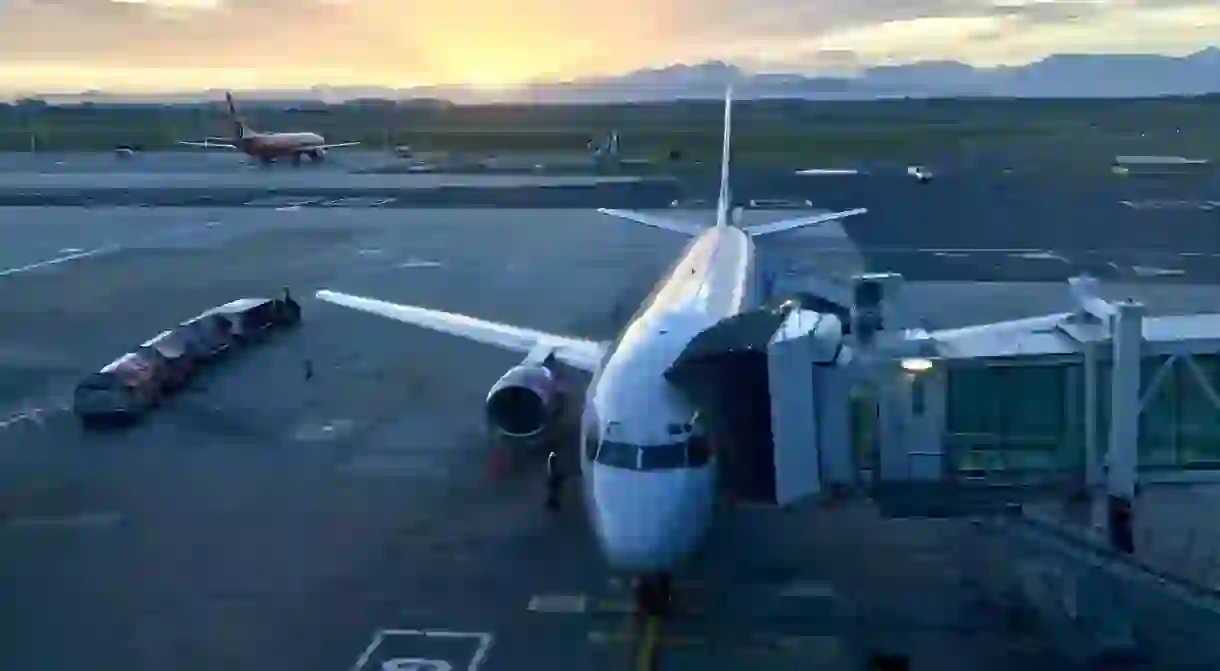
[{"x1": 16, "y1": 47, "x2": 1220, "y2": 105}]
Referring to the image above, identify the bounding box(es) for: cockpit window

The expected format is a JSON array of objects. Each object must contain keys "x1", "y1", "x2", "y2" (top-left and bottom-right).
[
  {"x1": 639, "y1": 442, "x2": 686, "y2": 470},
  {"x1": 594, "y1": 441, "x2": 638, "y2": 469},
  {"x1": 686, "y1": 434, "x2": 711, "y2": 467},
  {"x1": 593, "y1": 433, "x2": 714, "y2": 471}
]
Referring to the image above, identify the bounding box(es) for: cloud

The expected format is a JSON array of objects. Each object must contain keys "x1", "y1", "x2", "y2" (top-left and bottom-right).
[{"x1": 0, "y1": 0, "x2": 1215, "y2": 90}]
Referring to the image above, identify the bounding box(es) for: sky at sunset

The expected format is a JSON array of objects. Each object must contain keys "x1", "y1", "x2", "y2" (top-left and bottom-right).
[{"x1": 0, "y1": 0, "x2": 1216, "y2": 92}]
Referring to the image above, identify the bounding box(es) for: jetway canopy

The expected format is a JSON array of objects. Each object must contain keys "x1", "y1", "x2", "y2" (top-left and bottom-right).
[{"x1": 664, "y1": 302, "x2": 849, "y2": 508}]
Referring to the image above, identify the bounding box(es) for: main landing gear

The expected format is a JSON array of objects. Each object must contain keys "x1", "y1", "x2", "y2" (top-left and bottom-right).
[{"x1": 632, "y1": 573, "x2": 674, "y2": 618}]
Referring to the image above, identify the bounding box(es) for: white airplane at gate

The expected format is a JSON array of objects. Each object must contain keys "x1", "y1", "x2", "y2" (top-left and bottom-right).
[{"x1": 315, "y1": 87, "x2": 866, "y2": 609}]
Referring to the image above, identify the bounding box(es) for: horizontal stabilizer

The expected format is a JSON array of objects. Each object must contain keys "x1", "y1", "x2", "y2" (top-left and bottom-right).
[
  {"x1": 742, "y1": 208, "x2": 867, "y2": 237},
  {"x1": 596, "y1": 208, "x2": 705, "y2": 236}
]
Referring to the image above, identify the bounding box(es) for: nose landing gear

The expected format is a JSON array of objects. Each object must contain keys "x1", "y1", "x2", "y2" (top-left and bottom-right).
[{"x1": 632, "y1": 573, "x2": 674, "y2": 619}]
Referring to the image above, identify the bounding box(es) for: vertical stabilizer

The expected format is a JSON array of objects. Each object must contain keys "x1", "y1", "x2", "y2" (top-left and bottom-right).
[
  {"x1": 714, "y1": 86, "x2": 733, "y2": 228},
  {"x1": 225, "y1": 91, "x2": 248, "y2": 140}
]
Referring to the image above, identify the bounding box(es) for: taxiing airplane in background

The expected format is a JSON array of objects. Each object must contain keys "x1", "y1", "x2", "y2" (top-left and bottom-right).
[
  {"x1": 179, "y1": 92, "x2": 360, "y2": 166},
  {"x1": 315, "y1": 87, "x2": 867, "y2": 614}
]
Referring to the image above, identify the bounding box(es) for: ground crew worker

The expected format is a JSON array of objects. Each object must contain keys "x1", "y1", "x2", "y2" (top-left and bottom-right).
[{"x1": 545, "y1": 451, "x2": 563, "y2": 511}]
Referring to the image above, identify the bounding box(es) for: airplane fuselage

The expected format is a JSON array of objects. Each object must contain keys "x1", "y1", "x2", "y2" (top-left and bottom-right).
[
  {"x1": 241, "y1": 132, "x2": 327, "y2": 159},
  {"x1": 579, "y1": 224, "x2": 755, "y2": 576}
]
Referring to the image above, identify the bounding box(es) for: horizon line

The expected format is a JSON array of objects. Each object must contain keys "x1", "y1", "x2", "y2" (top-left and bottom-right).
[{"x1": 1, "y1": 45, "x2": 1217, "y2": 98}]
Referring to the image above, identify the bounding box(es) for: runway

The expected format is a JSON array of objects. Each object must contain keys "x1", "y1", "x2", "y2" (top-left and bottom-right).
[{"x1": 2, "y1": 157, "x2": 1220, "y2": 670}]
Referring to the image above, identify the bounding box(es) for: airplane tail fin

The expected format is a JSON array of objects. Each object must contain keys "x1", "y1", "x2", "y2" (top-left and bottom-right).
[
  {"x1": 714, "y1": 86, "x2": 733, "y2": 228},
  {"x1": 595, "y1": 86, "x2": 746, "y2": 237},
  {"x1": 225, "y1": 91, "x2": 248, "y2": 140}
]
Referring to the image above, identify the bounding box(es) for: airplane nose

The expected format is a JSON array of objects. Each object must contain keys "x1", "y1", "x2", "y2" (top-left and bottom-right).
[{"x1": 589, "y1": 465, "x2": 705, "y2": 574}]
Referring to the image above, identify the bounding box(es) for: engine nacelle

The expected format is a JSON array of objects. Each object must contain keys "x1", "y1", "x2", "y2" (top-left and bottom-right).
[{"x1": 485, "y1": 364, "x2": 562, "y2": 440}]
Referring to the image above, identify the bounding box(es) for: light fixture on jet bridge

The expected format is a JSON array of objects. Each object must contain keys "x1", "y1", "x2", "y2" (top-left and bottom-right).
[{"x1": 900, "y1": 357, "x2": 934, "y2": 373}]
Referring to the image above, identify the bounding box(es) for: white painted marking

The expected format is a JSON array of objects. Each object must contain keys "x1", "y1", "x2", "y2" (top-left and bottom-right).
[
  {"x1": 1014, "y1": 251, "x2": 1068, "y2": 262},
  {"x1": 58, "y1": 247, "x2": 83, "y2": 254},
  {"x1": 292, "y1": 418, "x2": 356, "y2": 442},
  {"x1": 7, "y1": 512, "x2": 122, "y2": 529},
  {"x1": 324, "y1": 197, "x2": 394, "y2": 208},
  {"x1": 528, "y1": 594, "x2": 588, "y2": 613},
  {"x1": 351, "y1": 630, "x2": 494, "y2": 671},
  {"x1": 0, "y1": 244, "x2": 120, "y2": 278},
  {"x1": 1181, "y1": 252, "x2": 1205, "y2": 257},
  {"x1": 932, "y1": 252, "x2": 969, "y2": 258},
  {"x1": 399, "y1": 259, "x2": 444, "y2": 269},
  {"x1": 205, "y1": 221, "x2": 221, "y2": 227},
  {"x1": 358, "y1": 249, "x2": 384, "y2": 256},
  {"x1": 382, "y1": 659, "x2": 451, "y2": 671},
  {"x1": 1132, "y1": 265, "x2": 1185, "y2": 277},
  {"x1": 588, "y1": 631, "x2": 612, "y2": 644},
  {"x1": 1107, "y1": 261, "x2": 1122, "y2": 274}
]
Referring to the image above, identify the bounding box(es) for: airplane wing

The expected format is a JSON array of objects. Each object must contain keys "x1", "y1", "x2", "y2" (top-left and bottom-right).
[
  {"x1": 313, "y1": 142, "x2": 361, "y2": 150},
  {"x1": 179, "y1": 140, "x2": 237, "y2": 149},
  {"x1": 596, "y1": 208, "x2": 705, "y2": 236},
  {"x1": 315, "y1": 290, "x2": 606, "y2": 372},
  {"x1": 742, "y1": 208, "x2": 868, "y2": 238}
]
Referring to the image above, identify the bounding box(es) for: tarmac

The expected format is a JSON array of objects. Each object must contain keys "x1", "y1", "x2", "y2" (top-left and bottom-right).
[{"x1": 1, "y1": 152, "x2": 1220, "y2": 670}]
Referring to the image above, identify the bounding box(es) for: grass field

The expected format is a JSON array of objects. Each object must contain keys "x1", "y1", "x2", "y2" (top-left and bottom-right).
[{"x1": 1, "y1": 95, "x2": 1218, "y2": 167}]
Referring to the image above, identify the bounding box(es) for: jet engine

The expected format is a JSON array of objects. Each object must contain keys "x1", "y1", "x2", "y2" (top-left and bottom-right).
[{"x1": 485, "y1": 364, "x2": 563, "y2": 441}]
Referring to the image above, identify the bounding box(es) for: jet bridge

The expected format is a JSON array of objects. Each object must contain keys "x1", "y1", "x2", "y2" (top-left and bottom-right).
[
  {"x1": 664, "y1": 298, "x2": 849, "y2": 507},
  {"x1": 755, "y1": 272, "x2": 1220, "y2": 666}
]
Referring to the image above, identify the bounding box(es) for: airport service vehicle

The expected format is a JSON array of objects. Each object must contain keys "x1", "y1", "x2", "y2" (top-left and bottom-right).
[
  {"x1": 178, "y1": 313, "x2": 236, "y2": 361},
  {"x1": 178, "y1": 92, "x2": 360, "y2": 166},
  {"x1": 75, "y1": 291, "x2": 302, "y2": 427},
  {"x1": 74, "y1": 351, "x2": 166, "y2": 425},
  {"x1": 316, "y1": 88, "x2": 867, "y2": 614},
  {"x1": 908, "y1": 165, "x2": 934, "y2": 182},
  {"x1": 139, "y1": 329, "x2": 197, "y2": 391},
  {"x1": 198, "y1": 293, "x2": 301, "y2": 342}
]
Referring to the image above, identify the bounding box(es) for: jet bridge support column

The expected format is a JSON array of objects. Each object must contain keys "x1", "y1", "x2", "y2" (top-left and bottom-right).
[{"x1": 1106, "y1": 300, "x2": 1143, "y2": 554}]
